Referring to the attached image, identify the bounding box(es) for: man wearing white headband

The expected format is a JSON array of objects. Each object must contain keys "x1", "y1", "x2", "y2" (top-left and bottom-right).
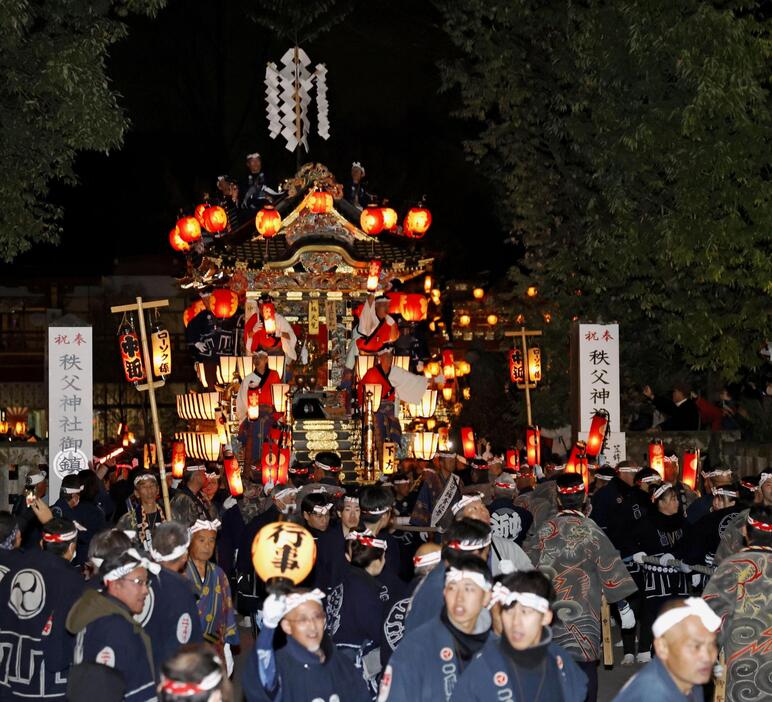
[
  {"x1": 703, "y1": 504, "x2": 772, "y2": 702},
  {"x1": 243, "y1": 588, "x2": 370, "y2": 702},
  {"x1": 171, "y1": 464, "x2": 219, "y2": 527},
  {"x1": 142, "y1": 521, "x2": 204, "y2": 675},
  {"x1": 379, "y1": 556, "x2": 492, "y2": 702},
  {"x1": 452, "y1": 569, "x2": 587, "y2": 702},
  {"x1": 613, "y1": 597, "x2": 719, "y2": 701},
  {"x1": 13, "y1": 466, "x2": 50, "y2": 549},
  {"x1": 409, "y1": 450, "x2": 463, "y2": 530},
  {"x1": 714, "y1": 467, "x2": 772, "y2": 564},
  {"x1": 51, "y1": 473, "x2": 83, "y2": 522},
  {"x1": 488, "y1": 472, "x2": 534, "y2": 546},
  {"x1": 314, "y1": 486, "x2": 361, "y2": 593},
  {"x1": 67, "y1": 548, "x2": 158, "y2": 701},
  {"x1": 117, "y1": 469, "x2": 165, "y2": 552},
  {"x1": 686, "y1": 466, "x2": 735, "y2": 525}
]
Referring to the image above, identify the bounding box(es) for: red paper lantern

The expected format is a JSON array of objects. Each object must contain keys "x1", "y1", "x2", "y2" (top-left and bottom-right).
[
  {"x1": 381, "y1": 207, "x2": 398, "y2": 231},
  {"x1": 169, "y1": 227, "x2": 190, "y2": 252},
  {"x1": 460, "y1": 427, "x2": 476, "y2": 459},
  {"x1": 118, "y1": 325, "x2": 146, "y2": 384},
  {"x1": 403, "y1": 206, "x2": 432, "y2": 238},
  {"x1": 202, "y1": 205, "x2": 228, "y2": 233},
  {"x1": 177, "y1": 216, "x2": 201, "y2": 244},
  {"x1": 682, "y1": 448, "x2": 700, "y2": 490},
  {"x1": 505, "y1": 449, "x2": 520, "y2": 472},
  {"x1": 261, "y1": 444, "x2": 290, "y2": 485},
  {"x1": 649, "y1": 438, "x2": 665, "y2": 478},
  {"x1": 247, "y1": 387, "x2": 260, "y2": 421},
  {"x1": 194, "y1": 203, "x2": 208, "y2": 226},
  {"x1": 360, "y1": 205, "x2": 384, "y2": 235},
  {"x1": 208, "y1": 289, "x2": 239, "y2": 319},
  {"x1": 308, "y1": 190, "x2": 333, "y2": 214},
  {"x1": 565, "y1": 441, "x2": 587, "y2": 473},
  {"x1": 255, "y1": 206, "x2": 282, "y2": 237},
  {"x1": 509, "y1": 349, "x2": 525, "y2": 384},
  {"x1": 183, "y1": 299, "x2": 206, "y2": 327},
  {"x1": 526, "y1": 426, "x2": 541, "y2": 467},
  {"x1": 585, "y1": 410, "x2": 609, "y2": 459},
  {"x1": 386, "y1": 292, "x2": 406, "y2": 316},
  {"x1": 171, "y1": 440, "x2": 186, "y2": 479},
  {"x1": 223, "y1": 451, "x2": 244, "y2": 497},
  {"x1": 442, "y1": 350, "x2": 455, "y2": 381},
  {"x1": 400, "y1": 294, "x2": 428, "y2": 322},
  {"x1": 366, "y1": 260, "x2": 382, "y2": 292}
]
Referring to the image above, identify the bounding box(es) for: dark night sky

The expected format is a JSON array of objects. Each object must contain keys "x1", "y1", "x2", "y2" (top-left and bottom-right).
[{"x1": 5, "y1": 0, "x2": 512, "y2": 284}]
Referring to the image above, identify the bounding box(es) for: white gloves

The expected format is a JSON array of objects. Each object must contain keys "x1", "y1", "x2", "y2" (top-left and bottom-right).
[
  {"x1": 618, "y1": 602, "x2": 636, "y2": 630},
  {"x1": 659, "y1": 553, "x2": 676, "y2": 567},
  {"x1": 632, "y1": 552, "x2": 646, "y2": 564},
  {"x1": 262, "y1": 594, "x2": 288, "y2": 629},
  {"x1": 692, "y1": 573, "x2": 702, "y2": 588}
]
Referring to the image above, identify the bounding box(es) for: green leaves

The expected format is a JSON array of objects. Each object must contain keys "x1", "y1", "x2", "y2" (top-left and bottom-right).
[{"x1": 0, "y1": 0, "x2": 166, "y2": 261}]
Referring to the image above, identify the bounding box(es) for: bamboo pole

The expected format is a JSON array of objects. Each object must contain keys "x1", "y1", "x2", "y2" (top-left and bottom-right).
[{"x1": 601, "y1": 595, "x2": 614, "y2": 667}]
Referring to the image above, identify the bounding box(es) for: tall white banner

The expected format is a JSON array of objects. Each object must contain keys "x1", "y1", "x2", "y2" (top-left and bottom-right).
[
  {"x1": 578, "y1": 323, "x2": 625, "y2": 462},
  {"x1": 48, "y1": 327, "x2": 93, "y2": 501}
]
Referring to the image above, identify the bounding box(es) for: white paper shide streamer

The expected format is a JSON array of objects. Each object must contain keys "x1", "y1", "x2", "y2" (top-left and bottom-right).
[{"x1": 264, "y1": 47, "x2": 331, "y2": 153}]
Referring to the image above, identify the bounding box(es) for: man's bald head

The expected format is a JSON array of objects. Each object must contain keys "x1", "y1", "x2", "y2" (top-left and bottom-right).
[{"x1": 653, "y1": 600, "x2": 718, "y2": 695}]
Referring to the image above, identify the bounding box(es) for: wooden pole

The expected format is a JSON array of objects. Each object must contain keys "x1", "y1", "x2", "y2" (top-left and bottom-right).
[
  {"x1": 713, "y1": 651, "x2": 726, "y2": 702},
  {"x1": 601, "y1": 595, "x2": 614, "y2": 667},
  {"x1": 132, "y1": 297, "x2": 172, "y2": 520},
  {"x1": 520, "y1": 328, "x2": 533, "y2": 426}
]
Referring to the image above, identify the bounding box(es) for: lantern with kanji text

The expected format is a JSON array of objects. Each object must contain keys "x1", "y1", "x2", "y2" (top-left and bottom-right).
[
  {"x1": 202, "y1": 205, "x2": 228, "y2": 233},
  {"x1": 261, "y1": 444, "x2": 290, "y2": 485},
  {"x1": 223, "y1": 451, "x2": 244, "y2": 497},
  {"x1": 176, "y1": 216, "x2": 201, "y2": 244},
  {"x1": 255, "y1": 206, "x2": 282, "y2": 237},
  {"x1": 171, "y1": 440, "x2": 186, "y2": 479},
  {"x1": 526, "y1": 426, "x2": 541, "y2": 467},
  {"x1": 509, "y1": 349, "x2": 525, "y2": 384},
  {"x1": 247, "y1": 387, "x2": 261, "y2": 420},
  {"x1": 682, "y1": 448, "x2": 700, "y2": 490},
  {"x1": 366, "y1": 260, "x2": 382, "y2": 293},
  {"x1": 585, "y1": 410, "x2": 609, "y2": 459},
  {"x1": 527, "y1": 347, "x2": 542, "y2": 382},
  {"x1": 118, "y1": 319, "x2": 146, "y2": 384},
  {"x1": 208, "y1": 289, "x2": 239, "y2": 319},
  {"x1": 505, "y1": 450, "x2": 520, "y2": 472},
  {"x1": 151, "y1": 323, "x2": 172, "y2": 379},
  {"x1": 649, "y1": 438, "x2": 665, "y2": 477},
  {"x1": 360, "y1": 205, "x2": 384, "y2": 235},
  {"x1": 460, "y1": 427, "x2": 476, "y2": 459},
  {"x1": 308, "y1": 190, "x2": 333, "y2": 214},
  {"x1": 252, "y1": 521, "x2": 316, "y2": 589},
  {"x1": 403, "y1": 206, "x2": 432, "y2": 238}
]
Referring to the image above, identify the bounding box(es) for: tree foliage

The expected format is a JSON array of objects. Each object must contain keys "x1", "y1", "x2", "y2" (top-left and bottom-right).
[
  {"x1": 0, "y1": 0, "x2": 166, "y2": 261},
  {"x1": 437, "y1": 0, "x2": 772, "y2": 417}
]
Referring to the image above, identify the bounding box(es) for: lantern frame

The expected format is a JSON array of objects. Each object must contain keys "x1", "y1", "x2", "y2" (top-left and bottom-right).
[
  {"x1": 412, "y1": 431, "x2": 439, "y2": 461},
  {"x1": 247, "y1": 387, "x2": 261, "y2": 420},
  {"x1": 176, "y1": 392, "x2": 220, "y2": 421},
  {"x1": 202, "y1": 205, "x2": 228, "y2": 233},
  {"x1": 505, "y1": 449, "x2": 520, "y2": 472},
  {"x1": 366, "y1": 260, "x2": 382, "y2": 293},
  {"x1": 393, "y1": 355, "x2": 410, "y2": 371},
  {"x1": 177, "y1": 432, "x2": 222, "y2": 461},
  {"x1": 267, "y1": 354, "x2": 285, "y2": 380},
  {"x1": 410, "y1": 389, "x2": 438, "y2": 419},
  {"x1": 171, "y1": 440, "x2": 186, "y2": 479}
]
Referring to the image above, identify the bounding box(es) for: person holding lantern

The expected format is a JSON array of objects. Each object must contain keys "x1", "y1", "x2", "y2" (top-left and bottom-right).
[
  {"x1": 236, "y1": 350, "x2": 283, "y2": 468},
  {"x1": 243, "y1": 296, "x2": 297, "y2": 361},
  {"x1": 242, "y1": 588, "x2": 371, "y2": 702},
  {"x1": 117, "y1": 470, "x2": 166, "y2": 552},
  {"x1": 531, "y1": 473, "x2": 638, "y2": 702},
  {"x1": 185, "y1": 519, "x2": 240, "y2": 670}
]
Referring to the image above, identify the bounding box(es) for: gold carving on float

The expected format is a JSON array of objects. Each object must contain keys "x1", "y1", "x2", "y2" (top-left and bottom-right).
[{"x1": 304, "y1": 431, "x2": 338, "y2": 442}]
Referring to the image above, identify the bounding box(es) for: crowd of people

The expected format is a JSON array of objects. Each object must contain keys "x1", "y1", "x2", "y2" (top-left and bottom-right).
[{"x1": 0, "y1": 444, "x2": 770, "y2": 701}]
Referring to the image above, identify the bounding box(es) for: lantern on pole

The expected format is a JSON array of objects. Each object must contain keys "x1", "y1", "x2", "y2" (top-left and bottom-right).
[
  {"x1": 252, "y1": 521, "x2": 316, "y2": 589},
  {"x1": 360, "y1": 205, "x2": 384, "y2": 235},
  {"x1": 526, "y1": 426, "x2": 541, "y2": 467},
  {"x1": 223, "y1": 451, "x2": 244, "y2": 497},
  {"x1": 649, "y1": 438, "x2": 665, "y2": 477},
  {"x1": 247, "y1": 387, "x2": 261, "y2": 421},
  {"x1": 171, "y1": 440, "x2": 185, "y2": 479},
  {"x1": 442, "y1": 350, "x2": 455, "y2": 381},
  {"x1": 366, "y1": 260, "x2": 382, "y2": 292},
  {"x1": 118, "y1": 317, "x2": 146, "y2": 384},
  {"x1": 682, "y1": 448, "x2": 700, "y2": 490},
  {"x1": 585, "y1": 410, "x2": 609, "y2": 459},
  {"x1": 424, "y1": 275, "x2": 432, "y2": 294},
  {"x1": 460, "y1": 427, "x2": 476, "y2": 459},
  {"x1": 509, "y1": 349, "x2": 525, "y2": 384},
  {"x1": 261, "y1": 445, "x2": 290, "y2": 485},
  {"x1": 412, "y1": 431, "x2": 438, "y2": 461},
  {"x1": 527, "y1": 347, "x2": 542, "y2": 383},
  {"x1": 151, "y1": 322, "x2": 172, "y2": 379},
  {"x1": 505, "y1": 449, "x2": 520, "y2": 472},
  {"x1": 261, "y1": 302, "x2": 277, "y2": 335},
  {"x1": 255, "y1": 206, "x2": 282, "y2": 237}
]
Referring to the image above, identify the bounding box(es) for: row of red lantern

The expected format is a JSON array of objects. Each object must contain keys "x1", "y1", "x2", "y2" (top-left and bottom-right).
[
  {"x1": 458, "y1": 426, "x2": 541, "y2": 468},
  {"x1": 360, "y1": 204, "x2": 432, "y2": 238},
  {"x1": 169, "y1": 206, "x2": 229, "y2": 252}
]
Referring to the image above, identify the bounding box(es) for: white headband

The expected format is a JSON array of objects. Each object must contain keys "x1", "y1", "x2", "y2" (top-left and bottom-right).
[
  {"x1": 413, "y1": 551, "x2": 442, "y2": 569},
  {"x1": 284, "y1": 588, "x2": 326, "y2": 616},
  {"x1": 451, "y1": 493, "x2": 484, "y2": 516},
  {"x1": 491, "y1": 582, "x2": 550, "y2": 613},
  {"x1": 652, "y1": 483, "x2": 673, "y2": 501},
  {"x1": 149, "y1": 536, "x2": 190, "y2": 563},
  {"x1": 26, "y1": 473, "x2": 46, "y2": 486},
  {"x1": 493, "y1": 480, "x2": 516, "y2": 490},
  {"x1": 595, "y1": 474, "x2": 615, "y2": 482},
  {"x1": 134, "y1": 473, "x2": 158, "y2": 486},
  {"x1": 362, "y1": 505, "x2": 391, "y2": 515},
  {"x1": 190, "y1": 519, "x2": 221, "y2": 534},
  {"x1": 186, "y1": 465, "x2": 206, "y2": 472},
  {"x1": 62, "y1": 485, "x2": 83, "y2": 495},
  {"x1": 641, "y1": 475, "x2": 661, "y2": 484},
  {"x1": 445, "y1": 567, "x2": 492, "y2": 592},
  {"x1": 703, "y1": 468, "x2": 733, "y2": 478},
  {"x1": 246, "y1": 152, "x2": 261, "y2": 160},
  {"x1": 343, "y1": 496, "x2": 359, "y2": 504},
  {"x1": 759, "y1": 473, "x2": 771, "y2": 486},
  {"x1": 103, "y1": 548, "x2": 161, "y2": 582},
  {"x1": 393, "y1": 478, "x2": 410, "y2": 485},
  {"x1": 346, "y1": 531, "x2": 387, "y2": 550},
  {"x1": 314, "y1": 460, "x2": 340, "y2": 472},
  {"x1": 446, "y1": 534, "x2": 492, "y2": 551},
  {"x1": 273, "y1": 487, "x2": 298, "y2": 501},
  {"x1": 712, "y1": 487, "x2": 738, "y2": 498},
  {"x1": 652, "y1": 598, "x2": 721, "y2": 639},
  {"x1": 618, "y1": 465, "x2": 640, "y2": 473},
  {"x1": 311, "y1": 504, "x2": 332, "y2": 515}
]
